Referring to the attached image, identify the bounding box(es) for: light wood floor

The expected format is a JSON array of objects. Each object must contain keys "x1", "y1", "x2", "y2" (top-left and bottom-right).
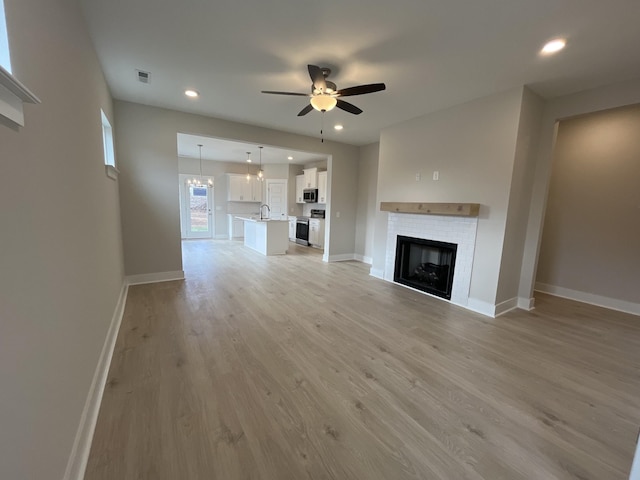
[{"x1": 85, "y1": 240, "x2": 640, "y2": 480}]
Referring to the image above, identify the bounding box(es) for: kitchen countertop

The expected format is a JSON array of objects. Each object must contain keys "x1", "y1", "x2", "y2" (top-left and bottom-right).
[{"x1": 236, "y1": 216, "x2": 287, "y2": 223}]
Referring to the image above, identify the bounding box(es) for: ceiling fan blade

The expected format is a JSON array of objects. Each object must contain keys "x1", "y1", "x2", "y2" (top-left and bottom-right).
[
  {"x1": 336, "y1": 99, "x2": 363, "y2": 115},
  {"x1": 307, "y1": 64, "x2": 327, "y2": 92},
  {"x1": 297, "y1": 104, "x2": 314, "y2": 116},
  {"x1": 336, "y1": 83, "x2": 386, "y2": 97},
  {"x1": 261, "y1": 90, "x2": 310, "y2": 96}
]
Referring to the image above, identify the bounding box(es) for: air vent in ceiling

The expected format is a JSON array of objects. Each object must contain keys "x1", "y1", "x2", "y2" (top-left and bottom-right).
[{"x1": 136, "y1": 69, "x2": 151, "y2": 84}]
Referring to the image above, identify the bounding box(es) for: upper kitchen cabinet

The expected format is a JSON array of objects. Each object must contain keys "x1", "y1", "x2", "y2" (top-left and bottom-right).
[
  {"x1": 317, "y1": 171, "x2": 327, "y2": 204},
  {"x1": 303, "y1": 167, "x2": 318, "y2": 189},
  {"x1": 296, "y1": 174, "x2": 305, "y2": 204},
  {"x1": 227, "y1": 174, "x2": 259, "y2": 202}
]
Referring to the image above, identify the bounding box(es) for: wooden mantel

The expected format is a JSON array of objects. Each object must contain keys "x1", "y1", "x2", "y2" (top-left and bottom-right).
[{"x1": 380, "y1": 202, "x2": 480, "y2": 217}]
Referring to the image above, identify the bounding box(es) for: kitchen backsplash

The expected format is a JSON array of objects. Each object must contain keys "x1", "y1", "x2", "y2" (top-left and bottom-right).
[
  {"x1": 227, "y1": 202, "x2": 261, "y2": 215},
  {"x1": 302, "y1": 204, "x2": 325, "y2": 216}
]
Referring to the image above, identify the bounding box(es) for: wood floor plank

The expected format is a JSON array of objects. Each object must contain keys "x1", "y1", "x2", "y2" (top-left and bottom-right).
[{"x1": 84, "y1": 240, "x2": 640, "y2": 480}]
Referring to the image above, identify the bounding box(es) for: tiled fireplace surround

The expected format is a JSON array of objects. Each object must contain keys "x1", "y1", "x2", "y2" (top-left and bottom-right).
[{"x1": 384, "y1": 213, "x2": 478, "y2": 308}]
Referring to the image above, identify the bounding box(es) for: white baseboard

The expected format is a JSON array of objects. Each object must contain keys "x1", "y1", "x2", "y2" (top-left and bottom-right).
[
  {"x1": 494, "y1": 297, "x2": 519, "y2": 317},
  {"x1": 327, "y1": 253, "x2": 356, "y2": 262},
  {"x1": 354, "y1": 254, "x2": 373, "y2": 265},
  {"x1": 126, "y1": 270, "x2": 185, "y2": 285},
  {"x1": 518, "y1": 297, "x2": 535, "y2": 310},
  {"x1": 466, "y1": 298, "x2": 497, "y2": 318},
  {"x1": 215, "y1": 234, "x2": 228, "y2": 239},
  {"x1": 535, "y1": 282, "x2": 640, "y2": 316},
  {"x1": 63, "y1": 281, "x2": 128, "y2": 480}
]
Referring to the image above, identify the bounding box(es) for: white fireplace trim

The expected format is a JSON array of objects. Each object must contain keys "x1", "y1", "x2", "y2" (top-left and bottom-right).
[{"x1": 384, "y1": 213, "x2": 478, "y2": 308}]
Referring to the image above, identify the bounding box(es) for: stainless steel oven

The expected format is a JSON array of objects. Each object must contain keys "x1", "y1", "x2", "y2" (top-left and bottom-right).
[{"x1": 295, "y1": 217, "x2": 309, "y2": 245}]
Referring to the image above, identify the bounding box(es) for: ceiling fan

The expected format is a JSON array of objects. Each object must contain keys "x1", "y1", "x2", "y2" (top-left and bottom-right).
[{"x1": 261, "y1": 64, "x2": 386, "y2": 116}]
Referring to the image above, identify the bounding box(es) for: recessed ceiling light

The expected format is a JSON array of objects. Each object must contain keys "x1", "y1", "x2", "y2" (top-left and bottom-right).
[
  {"x1": 334, "y1": 124, "x2": 344, "y2": 131},
  {"x1": 184, "y1": 89, "x2": 199, "y2": 98},
  {"x1": 541, "y1": 38, "x2": 566, "y2": 55},
  {"x1": 287, "y1": 156, "x2": 293, "y2": 160}
]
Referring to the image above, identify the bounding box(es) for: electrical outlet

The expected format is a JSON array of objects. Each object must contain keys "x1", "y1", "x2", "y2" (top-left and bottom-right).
[
  {"x1": 415, "y1": 173, "x2": 421, "y2": 181},
  {"x1": 336, "y1": 211, "x2": 341, "y2": 218},
  {"x1": 433, "y1": 171, "x2": 439, "y2": 181}
]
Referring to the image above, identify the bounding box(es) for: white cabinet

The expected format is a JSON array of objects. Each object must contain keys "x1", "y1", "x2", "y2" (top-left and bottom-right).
[
  {"x1": 296, "y1": 175, "x2": 305, "y2": 204},
  {"x1": 303, "y1": 167, "x2": 318, "y2": 189},
  {"x1": 242, "y1": 219, "x2": 289, "y2": 256},
  {"x1": 228, "y1": 215, "x2": 244, "y2": 239},
  {"x1": 250, "y1": 176, "x2": 262, "y2": 202},
  {"x1": 227, "y1": 174, "x2": 259, "y2": 202},
  {"x1": 288, "y1": 217, "x2": 296, "y2": 241},
  {"x1": 317, "y1": 171, "x2": 327, "y2": 204},
  {"x1": 309, "y1": 218, "x2": 325, "y2": 249}
]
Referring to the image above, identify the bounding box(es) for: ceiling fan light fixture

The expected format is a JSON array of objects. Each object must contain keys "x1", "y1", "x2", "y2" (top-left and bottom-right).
[{"x1": 310, "y1": 95, "x2": 337, "y2": 112}]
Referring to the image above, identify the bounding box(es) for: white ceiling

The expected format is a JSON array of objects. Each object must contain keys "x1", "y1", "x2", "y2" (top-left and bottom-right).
[
  {"x1": 176, "y1": 133, "x2": 326, "y2": 165},
  {"x1": 81, "y1": 0, "x2": 640, "y2": 147}
]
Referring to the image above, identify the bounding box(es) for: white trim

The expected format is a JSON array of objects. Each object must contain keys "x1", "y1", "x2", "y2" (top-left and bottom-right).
[
  {"x1": 0, "y1": 65, "x2": 40, "y2": 128},
  {"x1": 354, "y1": 254, "x2": 373, "y2": 265},
  {"x1": 100, "y1": 110, "x2": 116, "y2": 168},
  {"x1": 126, "y1": 270, "x2": 185, "y2": 286},
  {"x1": 494, "y1": 297, "x2": 519, "y2": 317},
  {"x1": 535, "y1": 282, "x2": 640, "y2": 317},
  {"x1": 215, "y1": 234, "x2": 228, "y2": 239},
  {"x1": 63, "y1": 282, "x2": 128, "y2": 480},
  {"x1": 105, "y1": 165, "x2": 119, "y2": 180},
  {"x1": 327, "y1": 253, "x2": 356, "y2": 262},
  {"x1": 518, "y1": 297, "x2": 535, "y2": 310},
  {"x1": 370, "y1": 268, "x2": 385, "y2": 279},
  {"x1": 466, "y1": 298, "x2": 497, "y2": 317}
]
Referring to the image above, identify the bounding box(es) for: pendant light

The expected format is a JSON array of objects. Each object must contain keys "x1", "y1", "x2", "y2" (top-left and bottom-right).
[
  {"x1": 258, "y1": 146, "x2": 264, "y2": 181},
  {"x1": 187, "y1": 144, "x2": 212, "y2": 187}
]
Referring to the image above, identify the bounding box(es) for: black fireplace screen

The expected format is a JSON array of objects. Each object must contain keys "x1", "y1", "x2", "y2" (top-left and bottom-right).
[{"x1": 394, "y1": 236, "x2": 457, "y2": 300}]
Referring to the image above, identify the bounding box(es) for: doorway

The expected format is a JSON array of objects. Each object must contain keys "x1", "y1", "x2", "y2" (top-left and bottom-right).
[{"x1": 179, "y1": 175, "x2": 214, "y2": 239}]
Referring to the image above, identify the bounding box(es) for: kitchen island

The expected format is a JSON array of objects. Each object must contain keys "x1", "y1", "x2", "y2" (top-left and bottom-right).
[{"x1": 237, "y1": 217, "x2": 289, "y2": 256}]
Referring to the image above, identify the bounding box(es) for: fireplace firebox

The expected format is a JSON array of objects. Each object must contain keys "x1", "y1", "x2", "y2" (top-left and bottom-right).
[{"x1": 394, "y1": 236, "x2": 457, "y2": 300}]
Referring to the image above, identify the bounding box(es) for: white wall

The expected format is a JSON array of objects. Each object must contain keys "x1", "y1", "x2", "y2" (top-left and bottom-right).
[
  {"x1": 0, "y1": 0, "x2": 125, "y2": 478},
  {"x1": 535, "y1": 104, "x2": 640, "y2": 313},
  {"x1": 495, "y1": 88, "x2": 544, "y2": 306},
  {"x1": 115, "y1": 101, "x2": 360, "y2": 276},
  {"x1": 373, "y1": 87, "x2": 525, "y2": 309},
  {"x1": 518, "y1": 77, "x2": 640, "y2": 304},
  {"x1": 355, "y1": 143, "x2": 379, "y2": 263}
]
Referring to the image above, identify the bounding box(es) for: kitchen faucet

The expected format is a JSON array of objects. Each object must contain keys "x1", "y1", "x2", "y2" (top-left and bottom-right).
[{"x1": 260, "y1": 204, "x2": 270, "y2": 220}]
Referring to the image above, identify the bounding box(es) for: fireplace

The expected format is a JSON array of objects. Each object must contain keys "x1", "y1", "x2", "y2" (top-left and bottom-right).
[{"x1": 394, "y1": 235, "x2": 457, "y2": 300}]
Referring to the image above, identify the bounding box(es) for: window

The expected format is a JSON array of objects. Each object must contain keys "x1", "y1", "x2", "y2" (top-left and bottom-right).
[
  {"x1": 101, "y1": 110, "x2": 118, "y2": 179},
  {"x1": 101, "y1": 110, "x2": 115, "y2": 166},
  {"x1": 0, "y1": 0, "x2": 39, "y2": 128},
  {"x1": 0, "y1": 0, "x2": 10, "y2": 73}
]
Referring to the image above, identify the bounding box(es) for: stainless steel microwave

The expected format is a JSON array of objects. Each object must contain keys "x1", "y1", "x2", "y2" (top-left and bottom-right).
[{"x1": 303, "y1": 188, "x2": 318, "y2": 203}]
